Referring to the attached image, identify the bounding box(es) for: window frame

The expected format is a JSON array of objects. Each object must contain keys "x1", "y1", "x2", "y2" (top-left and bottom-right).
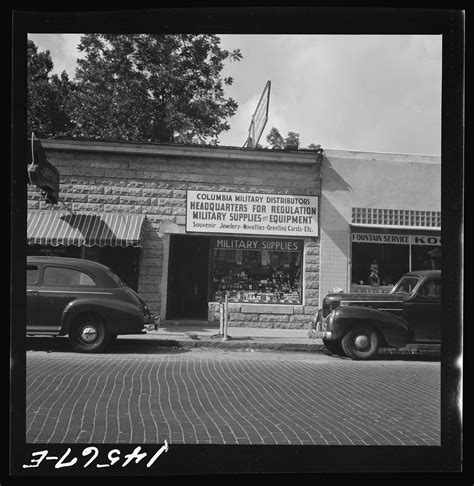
[
  {"x1": 41, "y1": 265, "x2": 97, "y2": 288},
  {"x1": 210, "y1": 237, "x2": 304, "y2": 305}
]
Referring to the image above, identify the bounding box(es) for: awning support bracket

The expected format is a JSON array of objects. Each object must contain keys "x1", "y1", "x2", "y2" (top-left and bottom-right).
[{"x1": 59, "y1": 199, "x2": 75, "y2": 215}]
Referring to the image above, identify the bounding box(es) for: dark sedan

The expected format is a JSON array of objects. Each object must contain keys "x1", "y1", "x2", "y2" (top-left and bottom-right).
[
  {"x1": 27, "y1": 256, "x2": 157, "y2": 352},
  {"x1": 309, "y1": 270, "x2": 441, "y2": 359}
]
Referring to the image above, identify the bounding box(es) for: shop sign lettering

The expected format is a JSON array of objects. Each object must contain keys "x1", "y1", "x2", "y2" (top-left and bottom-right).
[
  {"x1": 352, "y1": 233, "x2": 441, "y2": 245},
  {"x1": 412, "y1": 235, "x2": 441, "y2": 245},
  {"x1": 186, "y1": 190, "x2": 319, "y2": 237},
  {"x1": 212, "y1": 237, "x2": 302, "y2": 252}
]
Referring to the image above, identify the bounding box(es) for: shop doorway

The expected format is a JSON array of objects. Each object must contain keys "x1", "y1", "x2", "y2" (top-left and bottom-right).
[
  {"x1": 166, "y1": 235, "x2": 210, "y2": 320},
  {"x1": 99, "y1": 247, "x2": 140, "y2": 291}
]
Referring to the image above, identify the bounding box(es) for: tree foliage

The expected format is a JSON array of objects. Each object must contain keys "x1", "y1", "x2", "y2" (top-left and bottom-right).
[
  {"x1": 27, "y1": 35, "x2": 242, "y2": 144},
  {"x1": 27, "y1": 40, "x2": 74, "y2": 138},
  {"x1": 284, "y1": 131, "x2": 300, "y2": 150},
  {"x1": 266, "y1": 127, "x2": 284, "y2": 149},
  {"x1": 266, "y1": 127, "x2": 323, "y2": 154},
  {"x1": 266, "y1": 127, "x2": 300, "y2": 150},
  {"x1": 70, "y1": 34, "x2": 242, "y2": 143}
]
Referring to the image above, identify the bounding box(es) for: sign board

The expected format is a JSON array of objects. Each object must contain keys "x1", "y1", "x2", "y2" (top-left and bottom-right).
[
  {"x1": 186, "y1": 190, "x2": 319, "y2": 237},
  {"x1": 352, "y1": 233, "x2": 441, "y2": 246},
  {"x1": 211, "y1": 237, "x2": 303, "y2": 252},
  {"x1": 27, "y1": 139, "x2": 60, "y2": 205},
  {"x1": 245, "y1": 80, "x2": 271, "y2": 148}
]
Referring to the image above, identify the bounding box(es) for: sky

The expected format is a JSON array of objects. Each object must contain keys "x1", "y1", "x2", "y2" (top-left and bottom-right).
[{"x1": 27, "y1": 33, "x2": 442, "y2": 156}]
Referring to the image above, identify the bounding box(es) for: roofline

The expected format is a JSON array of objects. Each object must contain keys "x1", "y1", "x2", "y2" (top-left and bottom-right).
[
  {"x1": 323, "y1": 148, "x2": 441, "y2": 164},
  {"x1": 41, "y1": 138, "x2": 320, "y2": 165},
  {"x1": 38, "y1": 138, "x2": 440, "y2": 164}
]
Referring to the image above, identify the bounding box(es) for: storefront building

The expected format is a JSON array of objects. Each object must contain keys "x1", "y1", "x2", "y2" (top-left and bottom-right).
[
  {"x1": 318, "y1": 149, "x2": 441, "y2": 301},
  {"x1": 27, "y1": 139, "x2": 322, "y2": 328}
]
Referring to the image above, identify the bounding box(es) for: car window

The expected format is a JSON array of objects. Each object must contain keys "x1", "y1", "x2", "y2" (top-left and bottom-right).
[
  {"x1": 391, "y1": 276, "x2": 420, "y2": 294},
  {"x1": 27, "y1": 265, "x2": 38, "y2": 285},
  {"x1": 43, "y1": 266, "x2": 95, "y2": 287},
  {"x1": 418, "y1": 279, "x2": 441, "y2": 299}
]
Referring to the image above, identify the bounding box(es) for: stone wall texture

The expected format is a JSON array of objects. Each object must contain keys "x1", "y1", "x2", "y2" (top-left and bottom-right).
[{"x1": 27, "y1": 142, "x2": 322, "y2": 328}]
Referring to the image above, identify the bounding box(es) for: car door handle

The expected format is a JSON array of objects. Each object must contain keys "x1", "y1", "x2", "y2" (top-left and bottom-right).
[{"x1": 26, "y1": 289, "x2": 37, "y2": 294}]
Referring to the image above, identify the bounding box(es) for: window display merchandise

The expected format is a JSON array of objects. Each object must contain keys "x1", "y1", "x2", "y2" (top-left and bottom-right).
[{"x1": 210, "y1": 237, "x2": 303, "y2": 304}]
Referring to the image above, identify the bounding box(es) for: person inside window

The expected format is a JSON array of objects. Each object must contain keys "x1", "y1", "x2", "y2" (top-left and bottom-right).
[
  {"x1": 420, "y1": 280, "x2": 441, "y2": 298},
  {"x1": 368, "y1": 260, "x2": 380, "y2": 287}
]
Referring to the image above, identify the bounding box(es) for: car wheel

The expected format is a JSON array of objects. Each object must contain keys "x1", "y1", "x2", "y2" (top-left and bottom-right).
[
  {"x1": 322, "y1": 338, "x2": 344, "y2": 355},
  {"x1": 68, "y1": 314, "x2": 110, "y2": 353},
  {"x1": 341, "y1": 324, "x2": 380, "y2": 360}
]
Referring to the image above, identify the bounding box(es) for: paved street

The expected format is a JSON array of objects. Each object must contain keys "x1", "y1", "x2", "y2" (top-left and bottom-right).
[{"x1": 26, "y1": 344, "x2": 440, "y2": 446}]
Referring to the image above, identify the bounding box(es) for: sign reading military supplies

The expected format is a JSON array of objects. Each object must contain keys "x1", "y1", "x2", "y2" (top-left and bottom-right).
[{"x1": 186, "y1": 190, "x2": 319, "y2": 237}]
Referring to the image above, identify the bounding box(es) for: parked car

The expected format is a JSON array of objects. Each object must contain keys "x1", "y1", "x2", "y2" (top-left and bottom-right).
[
  {"x1": 26, "y1": 256, "x2": 158, "y2": 352},
  {"x1": 308, "y1": 270, "x2": 441, "y2": 360}
]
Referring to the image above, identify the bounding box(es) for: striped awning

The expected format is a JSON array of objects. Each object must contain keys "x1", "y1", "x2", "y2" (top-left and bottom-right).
[{"x1": 27, "y1": 211, "x2": 146, "y2": 247}]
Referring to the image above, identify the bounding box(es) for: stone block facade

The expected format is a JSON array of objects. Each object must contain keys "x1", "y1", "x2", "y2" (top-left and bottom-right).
[{"x1": 27, "y1": 139, "x2": 322, "y2": 328}]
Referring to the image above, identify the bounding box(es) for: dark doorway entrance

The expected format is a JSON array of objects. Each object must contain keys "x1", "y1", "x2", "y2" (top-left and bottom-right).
[
  {"x1": 100, "y1": 247, "x2": 140, "y2": 291},
  {"x1": 167, "y1": 235, "x2": 210, "y2": 319}
]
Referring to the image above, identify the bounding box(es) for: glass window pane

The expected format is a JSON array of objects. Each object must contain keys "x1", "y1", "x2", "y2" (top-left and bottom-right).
[
  {"x1": 351, "y1": 242, "x2": 409, "y2": 289},
  {"x1": 211, "y1": 238, "x2": 303, "y2": 304},
  {"x1": 27, "y1": 265, "x2": 38, "y2": 285},
  {"x1": 418, "y1": 279, "x2": 441, "y2": 298},
  {"x1": 43, "y1": 267, "x2": 95, "y2": 286}
]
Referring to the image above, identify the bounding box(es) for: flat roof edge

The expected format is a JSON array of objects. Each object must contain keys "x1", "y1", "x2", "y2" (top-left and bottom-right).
[
  {"x1": 324, "y1": 148, "x2": 441, "y2": 163},
  {"x1": 41, "y1": 139, "x2": 320, "y2": 164}
]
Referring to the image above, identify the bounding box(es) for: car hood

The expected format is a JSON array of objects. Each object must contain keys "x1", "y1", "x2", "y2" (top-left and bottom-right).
[{"x1": 328, "y1": 292, "x2": 406, "y2": 303}]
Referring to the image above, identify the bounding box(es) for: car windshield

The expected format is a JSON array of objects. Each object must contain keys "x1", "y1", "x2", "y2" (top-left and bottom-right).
[{"x1": 390, "y1": 276, "x2": 420, "y2": 294}]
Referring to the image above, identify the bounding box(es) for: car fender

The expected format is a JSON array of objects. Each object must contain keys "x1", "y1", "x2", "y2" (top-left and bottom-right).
[
  {"x1": 330, "y1": 306, "x2": 408, "y2": 348},
  {"x1": 61, "y1": 298, "x2": 143, "y2": 335}
]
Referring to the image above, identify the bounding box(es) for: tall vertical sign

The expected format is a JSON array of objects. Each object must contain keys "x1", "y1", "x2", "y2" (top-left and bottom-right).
[{"x1": 245, "y1": 80, "x2": 271, "y2": 148}]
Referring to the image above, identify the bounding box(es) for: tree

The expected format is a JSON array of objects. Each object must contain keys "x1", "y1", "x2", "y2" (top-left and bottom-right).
[
  {"x1": 284, "y1": 131, "x2": 300, "y2": 150},
  {"x1": 27, "y1": 40, "x2": 74, "y2": 138},
  {"x1": 266, "y1": 127, "x2": 300, "y2": 150},
  {"x1": 266, "y1": 127, "x2": 284, "y2": 149},
  {"x1": 68, "y1": 34, "x2": 242, "y2": 143},
  {"x1": 307, "y1": 143, "x2": 324, "y2": 158},
  {"x1": 266, "y1": 127, "x2": 324, "y2": 155}
]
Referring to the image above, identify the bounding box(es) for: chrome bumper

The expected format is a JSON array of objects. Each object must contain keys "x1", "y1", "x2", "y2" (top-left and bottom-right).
[
  {"x1": 144, "y1": 314, "x2": 160, "y2": 331},
  {"x1": 308, "y1": 311, "x2": 332, "y2": 340},
  {"x1": 308, "y1": 329, "x2": 332, "y2": 340}
]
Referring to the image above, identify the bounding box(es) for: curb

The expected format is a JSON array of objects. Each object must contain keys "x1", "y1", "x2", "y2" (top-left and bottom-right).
[
  {"x1": 113, "y1": 337, "x2": 441, "y2": 358},
  {"x1": 116, "y1": 338, "x2": 324, "y2": 352}
]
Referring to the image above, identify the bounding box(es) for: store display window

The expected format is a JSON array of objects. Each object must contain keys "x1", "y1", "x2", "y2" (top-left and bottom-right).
[
  {"x1": 210, "y1": 237, "x2": 303, "y2": 304},
  {"x1": 351, "y1": 242, "x2": 409, "y2": 291},
  {"x1": 350, "y1": 232, "x2": 441, "y2": 293},
  {"x1": 410, "y1": 245, "x2": 441, "y2": 271}
]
